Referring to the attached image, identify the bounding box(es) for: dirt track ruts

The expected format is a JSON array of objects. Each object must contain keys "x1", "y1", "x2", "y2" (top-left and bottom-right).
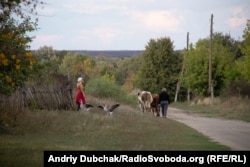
[{"x1": 168, "y1": 108, "x2": 250, "y2": 150}]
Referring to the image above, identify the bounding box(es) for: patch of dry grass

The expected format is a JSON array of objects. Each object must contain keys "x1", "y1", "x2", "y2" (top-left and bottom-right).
[
  {"x1": 220, "y1": 97, "x2": 250, "y2": 121},
  {"x1": 171, "y1": 96, "x2": 250, "y2": 122}
]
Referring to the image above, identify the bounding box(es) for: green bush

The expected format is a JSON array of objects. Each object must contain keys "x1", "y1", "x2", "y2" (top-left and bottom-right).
[{"x1": 85, "y1": 77, "x2": 136, "y2": 105}]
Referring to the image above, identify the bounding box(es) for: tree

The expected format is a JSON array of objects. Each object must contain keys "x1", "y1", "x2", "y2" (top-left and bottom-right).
[
  {"x1": 135, "y1": 37, "x2": 180, "y2": 97},
  {"x1": 102, "y1": 71, "x2": 116, "y2": 83},
  {"x1": 182, "y1": 41, "x2": 209, "y2": 96},
  {"x1": 182, "y1": 34, "x2": 236, "y2": 97},
  {"x1": 35, "y1": 45, "x2": 57, "y2": 62},
  {"x1": 115, "y1": 55, "x2": 142, "y2": 86},
  {"x1": 0, "y1": 0, "x2": 44, "y2": 95},
  {"x1": 237, "y1": 20, "x2": 250, "y2": 83},
  {"x1": 58, "y1": 52, "x2": 96, "y2": 81}
]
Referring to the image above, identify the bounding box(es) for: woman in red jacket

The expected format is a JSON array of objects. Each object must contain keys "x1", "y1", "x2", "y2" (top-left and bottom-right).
[{"x1": 76, "y1": 77, "x2": 86, "y2": 111}]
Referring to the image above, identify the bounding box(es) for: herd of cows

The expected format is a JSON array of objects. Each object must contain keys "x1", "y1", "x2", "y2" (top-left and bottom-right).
[{"x1": 137, "y1": 91, "x2": 161, "y2": 117}]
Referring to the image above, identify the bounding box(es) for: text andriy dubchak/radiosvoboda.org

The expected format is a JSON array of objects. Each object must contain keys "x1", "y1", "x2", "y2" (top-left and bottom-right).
[
  {"x1": 48, "y1": 154, "x2": 205, "y2": 164},
  {"x1": 46, "y1": 153, "x2": 246, "y2": 165},
  {"x1": 44, "y1": 151, "x2": 249, "y2": 167}
]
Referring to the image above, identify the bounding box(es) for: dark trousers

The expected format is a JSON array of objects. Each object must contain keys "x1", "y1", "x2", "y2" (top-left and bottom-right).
[{"x1": 160, "y1": 101, "x2": 169, "y2": 117}]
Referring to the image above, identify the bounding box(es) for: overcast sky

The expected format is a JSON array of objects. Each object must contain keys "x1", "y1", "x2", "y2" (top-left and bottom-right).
[{"x1": 29, "y1": 0, "x2": 250, "y2": 50}]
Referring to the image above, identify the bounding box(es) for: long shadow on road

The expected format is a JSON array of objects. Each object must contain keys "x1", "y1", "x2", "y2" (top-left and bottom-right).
[{"x1": 168, "y1": 107, "x2": 250, "y2": 150}]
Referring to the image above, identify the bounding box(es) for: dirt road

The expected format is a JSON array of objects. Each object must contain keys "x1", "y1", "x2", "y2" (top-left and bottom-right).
[{"x1": 168, "y1": 108, "x2": 250, "y2": 150}]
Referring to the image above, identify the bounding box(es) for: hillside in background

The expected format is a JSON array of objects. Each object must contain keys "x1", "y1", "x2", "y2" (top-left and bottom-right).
[
  {"x1": 32, "y1": 49, "x2": 184, "y2": 58},
  {"x1": 69, "y1": 50, "x2": 145, "y2": 57}
]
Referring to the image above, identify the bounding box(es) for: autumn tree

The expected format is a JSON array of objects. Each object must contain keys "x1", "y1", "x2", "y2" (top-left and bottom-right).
[
  {"x1": 0, "y1": 0, "x2": 44, "y2": 95},
  {"x1": 58, "y1": 52, "x2": 96, "y2": 81},
  {"x1": 115, "y1": 55, "x2": 142, "y2": 85},
  {"x1": 135, "y1": 37, "x2": 181, "y2": 97}
]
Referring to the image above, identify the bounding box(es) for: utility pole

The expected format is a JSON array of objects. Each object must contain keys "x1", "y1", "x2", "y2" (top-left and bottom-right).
[
  {"x1": 209, "y1": 14, "x2": 214, "y2": 105},
  {"x1": 174, "y1": 32, "x2": 189, "y2": 102},
  {"x1": 186, "y1": 32, "x2": 190, "y2": 102}
]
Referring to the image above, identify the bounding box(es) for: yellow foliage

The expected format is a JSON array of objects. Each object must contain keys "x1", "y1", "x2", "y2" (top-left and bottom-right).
[
  {"x1": 25, "y1": 52, "x2": 33, "y2": 58},
  {"x1": 101, "y1": 72, "x2": 115, "y2": 83},
  {"x1": 11, "y1": 55, "x2": 16, "y2": 59},
  {"x1": 6, "y1": 76, "x2": 12, "y2": 83},
  {"x1": 16, "y1": 64, "x2": 21, "y2": 70},
  {"x1": 83, "y1": 58, "x2": 91, "y2": 68},
  {"x1": 0, "y1": 53, "x2": 5, "y2": 59},
  {"x1": 2, "y1": 58, "x2": 8, "y2": 66},
  {"x1": 16, "y1": 59, "x2": 21, "y2": 64},
  {"x1": 122, "y1": 73, "x2": 136, "y2": 92},
  {"x1": 1, "y1": 33, "x2": 13, "y2": 39},
  {"x1": 30, "y1": 59, "x2": 36, "y2": 65},
  {"x1": 21, "y1": 38, "x2": 27, "y2": 44}
]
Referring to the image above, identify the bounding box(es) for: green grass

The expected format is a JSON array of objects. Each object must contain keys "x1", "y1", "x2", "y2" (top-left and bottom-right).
[
  {"x1": 0, "y1": 105, "x2": 230, "y2": 167},
  {"x1": 170, "y1": 102, "x2": 222, "y2": 117}
]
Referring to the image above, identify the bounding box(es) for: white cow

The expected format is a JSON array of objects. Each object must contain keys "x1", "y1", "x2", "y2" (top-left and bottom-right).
[{"x1": 137, "y1": 91, "x2": 153, "y2": 113}]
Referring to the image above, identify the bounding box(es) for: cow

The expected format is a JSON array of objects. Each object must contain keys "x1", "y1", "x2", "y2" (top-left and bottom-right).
[
  {"x1": 137, "y1": 91, "x2": 153, "y2": 113},
  {"x1": 151, "y1": 93, "x2": 160, "y2": 117}
]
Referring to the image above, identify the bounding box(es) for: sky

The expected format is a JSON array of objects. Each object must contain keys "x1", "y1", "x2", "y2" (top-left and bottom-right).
[{"x1": 29, "y1": 0, "x2": 250, "y2": 50}]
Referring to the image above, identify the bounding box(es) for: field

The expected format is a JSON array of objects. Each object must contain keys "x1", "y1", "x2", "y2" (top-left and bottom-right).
[{"x1": 0, "y1": 101, "x2": 230, "y2": 167}]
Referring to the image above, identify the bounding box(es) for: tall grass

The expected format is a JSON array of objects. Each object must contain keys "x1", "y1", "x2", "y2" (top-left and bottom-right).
[
  {"x1": 171, "y1": 96, "x2": 250, "y2": 122},
  {"x1": 220, "y1": 96, "x2": 250, "y2": 121}
]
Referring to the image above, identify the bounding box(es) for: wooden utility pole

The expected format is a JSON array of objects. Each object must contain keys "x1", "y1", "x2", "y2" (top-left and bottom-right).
[
  {"x1": 209, "y1": 14, "x2": 214, "y2": 105},
  {"x1": 174, "y1": 32, "x2": 189, "y2": 102},
  {"x1": 186, "y1": 32, "x2": 190, "y2": 102}
]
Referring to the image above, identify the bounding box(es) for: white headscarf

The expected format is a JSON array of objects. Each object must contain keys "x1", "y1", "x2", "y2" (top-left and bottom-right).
[{"x1": 77, "y1": 77, "x2": 83, "y2": 82}]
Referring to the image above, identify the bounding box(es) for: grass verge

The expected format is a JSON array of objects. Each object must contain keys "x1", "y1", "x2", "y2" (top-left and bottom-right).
[
  {"x1": 0, "y1": 104, "x2": 230, "y2": 167},
  {"x1": 171, "y1": 99, "x2": 250, "y2": 122}
]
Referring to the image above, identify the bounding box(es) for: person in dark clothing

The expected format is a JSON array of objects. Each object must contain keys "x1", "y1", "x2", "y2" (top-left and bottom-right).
[{"x1": 158, "y1": 88, "x2": 170, "y2": 118}]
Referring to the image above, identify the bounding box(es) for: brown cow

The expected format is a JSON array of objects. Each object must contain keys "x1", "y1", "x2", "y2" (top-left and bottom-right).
[{"x1": 151, "y1": 93, "x2": 160, "y2": 117}]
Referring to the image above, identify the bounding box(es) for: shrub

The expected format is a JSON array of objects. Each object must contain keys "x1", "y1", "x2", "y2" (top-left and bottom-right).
[
  {"x1": 222, "y1": 80, "x2": 250, "y2": 98},
  {"x1": 85, "y1": 77, "x2": 137, "y2": 105}
]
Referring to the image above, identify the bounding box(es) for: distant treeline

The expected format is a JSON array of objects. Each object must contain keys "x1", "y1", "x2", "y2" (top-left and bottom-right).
[
  {"x1": 70, "y1": 50, "x2": 184, "y2": 57},
  {"x1": 31, "y1": 49, "x2": 184, "y2": 58},
  {"x1": 67, "y1": 50, "x2": 145, "y2": 57}
]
